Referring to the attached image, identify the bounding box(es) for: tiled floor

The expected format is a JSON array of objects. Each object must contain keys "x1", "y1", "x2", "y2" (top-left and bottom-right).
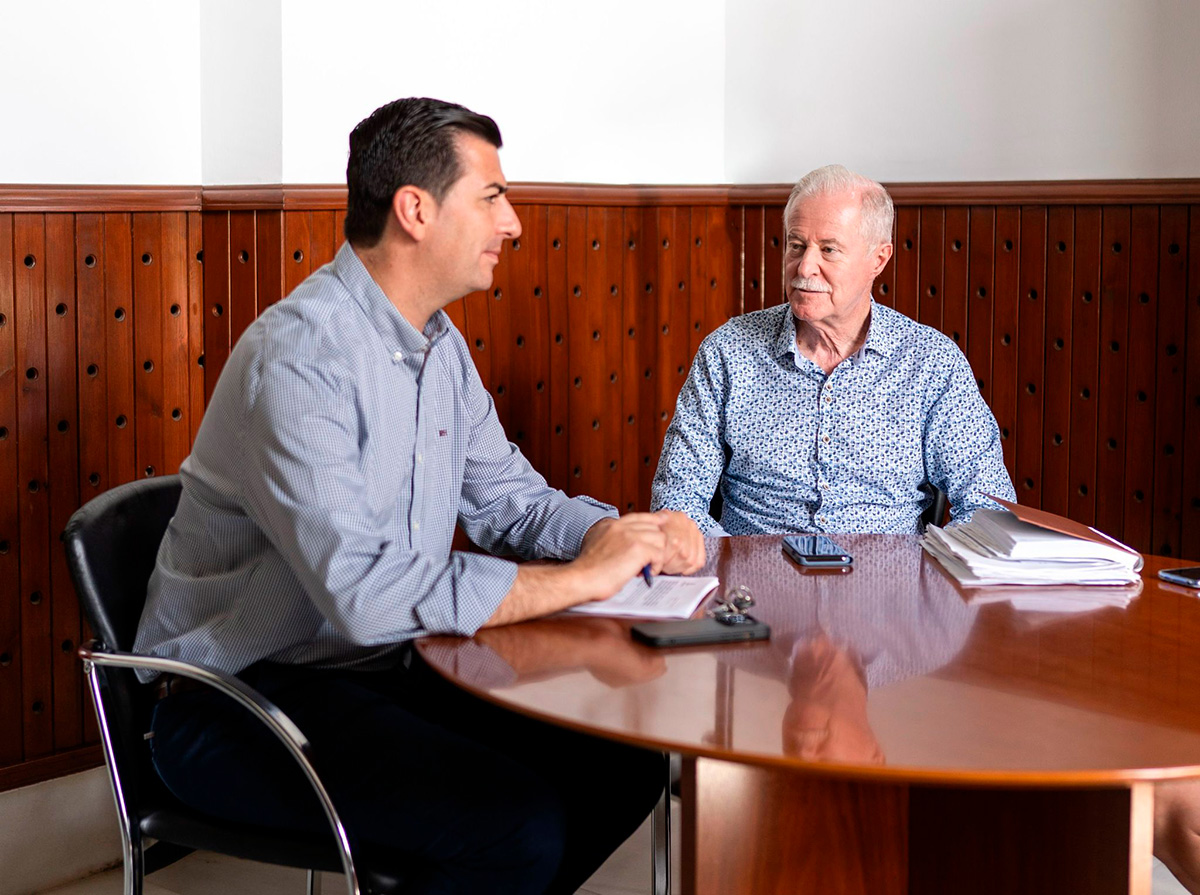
[
  {"x1": 34, "y1": 799, "x2": 1191, "y2": 895},
  {"x1": 35, "y1": 801, "x2": 679, "y2": 895}
]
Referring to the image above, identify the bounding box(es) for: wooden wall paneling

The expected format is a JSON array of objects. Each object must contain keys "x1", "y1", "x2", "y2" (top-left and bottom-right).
[
  {"x1": 1015, "y1": 207, "x2": 1047, "y2": 506},
  {"x1": 893, "y1": 207, "x2": 920, "y2": 320},
  {"x1": 132, "y1": 214, "x2": 165, "y2": 482},
  {"x1": 1152, "y1": 206, "x2": 1189, "y2": 557},
  {"x1": 460, "y1": 283, "x2": 491, "y2": 403},
  {"x1": 75, "y1": 216, "x2": 106, "y2": 746},
  {"x1": 503, "y1": 209, "x2": 549, "y2": 477},
  {"x1": 284, "y1": 211, "x2": 313, "y2": 295},
  {"x1": 763, "y1": 206, "x2": 784, "y2": 308},
  {"x1": 565, "y1": 207, "x2": 593, "y2": 498},
  {"x1": 45, "y1": 213, "x2": 82, "y2": 750},
  {"x1": 743, "y1": 206, "x2": 763, "y2": 315},
  {"x1": 992, "y1": 208, "x2": 1020, "y2": 477},
  {"x1": 943, "y1": 208, "x2": 970, "y2": 356},
  {"x1": 600, "y1": 209, "x2": 625, "y2": 509},
  {"x1": 545, "y1": 207, "x2": 570, "y2": 491},
  {"x1": 1042, "y1": 207, "x2": 1075, "y2": 517},
  {"x1": 200, "y1": 212, "x2": 230, "y2": 404},
  {"x1": 333, "y1": 211, "x2": 347, "y2": 256},
  {"x1": 309, "y1": 211, "x2": 337, "y2": 271},
  {"x1": 696, "y1": 207, "x2": 738, "y2": 341},
  {"x1": 917, "y1": 207, "x2": 944, "y2": 331},
  {"x1": 13, "y1": 213, "x2": 54, "y2": 758},
  {"x1": 186, "y1": 212, "x2": 205, "y2": 445},
  {"x1": 688, "y1": 209, "x2": 706, "y2": 359},
  {"x1": 1095, "y1": 207, "x2": 1131, "y2": 540},
  {"x1": 655, "y1": 208, "x2": 691, "y2": 466},
  {"x1": 227, "y1": 211, "x2": 258, "y2": 350},
  {"x1": 1183, "y1": 207, "x2": 1200, "y2": 561},
  {"x1": 254, "y1": 210, "x2": 283, "y2": 312},
  {"x1": 0, "y1": 212, "x2": 22, "y2": 766},
  {"x1": 966, "y1": 207, "x2": 996, "y2": 405},
  {"x1": 485, "y1": 235, "x2": 514, "y2": 437},
  {"x1": 1068, "y1": 207, "x2": 1102, "y2": 525},
  {"x1": 160, "y1": 214, "x2": 191, "y2": 475},
  {"x1": 1122, "y1": 207, "x2": 1160, "y2": 554},
  {"x1": 619, "y1": 209, "x2": 647, "y2": 511},
  {"x1": 74, "y1": 215, "x2": 109, "y2": 503},
  {"x1": 104, "y1": 214, "x2": 136, "y2": 489}
]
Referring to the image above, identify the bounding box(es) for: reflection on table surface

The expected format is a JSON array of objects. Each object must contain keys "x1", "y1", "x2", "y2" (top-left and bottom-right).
[{"x1": 419, "y1": 534, "x2": 1200, "y2": 784}]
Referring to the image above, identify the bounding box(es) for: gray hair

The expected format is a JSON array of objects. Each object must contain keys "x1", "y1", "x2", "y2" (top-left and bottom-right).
[{"x1": 783, "y1": 165, "x2": 894, "y2": 248}]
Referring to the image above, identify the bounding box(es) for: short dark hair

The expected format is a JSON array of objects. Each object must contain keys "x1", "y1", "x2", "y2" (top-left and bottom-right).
[{"x1": 344, "y1": 97, "x2": 503, "y2": 248}]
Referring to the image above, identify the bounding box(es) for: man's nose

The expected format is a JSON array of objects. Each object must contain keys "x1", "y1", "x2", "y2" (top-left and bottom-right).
[
  {"x1": 499, "y1": 196, "x2": 522, "y2": 239},
  {"x1": 798, "y1": 246, "x2": 821, "y2": 277}
]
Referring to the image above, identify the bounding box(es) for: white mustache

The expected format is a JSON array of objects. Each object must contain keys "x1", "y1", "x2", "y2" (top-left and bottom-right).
[{"x1": 790, "y1": 277, "x2": 831, "y2": 293}]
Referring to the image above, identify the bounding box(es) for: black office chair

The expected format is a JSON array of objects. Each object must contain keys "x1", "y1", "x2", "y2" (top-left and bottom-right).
[
  {"x1": 919, "y1": 482, "x2": 949, "y2": 531},
  {"x1": 63, "y1": 475, "x2": 401, "y2": 895}
]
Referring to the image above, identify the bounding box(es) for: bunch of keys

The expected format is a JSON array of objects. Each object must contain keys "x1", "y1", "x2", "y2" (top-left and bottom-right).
[{"x1": 708, "y1": 585, "x2": 756, "y2": 626}]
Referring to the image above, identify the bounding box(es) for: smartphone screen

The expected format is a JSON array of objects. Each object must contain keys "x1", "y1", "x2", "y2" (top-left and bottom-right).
[
  {"x1": 1158, "y1": 567, "x2": 1200, "y2": 589},
  {"x1": 782, "y1": 534, "x2": 853, "y2": 566}
]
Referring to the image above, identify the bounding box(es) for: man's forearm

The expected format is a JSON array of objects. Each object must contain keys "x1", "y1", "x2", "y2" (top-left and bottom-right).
[{"x1": 482, "y1": 562, "x2": 599, "y2": 628}]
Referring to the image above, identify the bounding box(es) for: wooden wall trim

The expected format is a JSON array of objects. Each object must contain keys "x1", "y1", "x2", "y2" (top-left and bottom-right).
[
  {"x1": 0, "y1": 744, "x2": 102, "y2": 793},
  {"x1": 5, "y1": 179, "x2": 1198, "y2": 213},
  {"x1": 0, "y1": 185, "x2": 202, "y2": 212}
]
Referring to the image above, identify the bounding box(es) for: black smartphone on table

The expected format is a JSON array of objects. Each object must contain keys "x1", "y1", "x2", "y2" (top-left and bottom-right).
[
  {"x1": 631, "y1": 616, "x2": 770, "y2": 647},
  {"x1": 782, "y1": 534, "x2": 853, "y2": 567},
  {"x1": 1158, "y1": 567, "x2": 1200, "y2": 589}
]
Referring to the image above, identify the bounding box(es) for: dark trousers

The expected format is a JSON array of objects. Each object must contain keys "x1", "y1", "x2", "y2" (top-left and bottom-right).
[{"x1": 149, "y1": 648, "x2": 665, "y2": 895}]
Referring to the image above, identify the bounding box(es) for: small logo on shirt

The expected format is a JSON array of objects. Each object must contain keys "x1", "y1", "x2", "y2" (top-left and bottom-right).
[{"x1": 439, "y1": 429, "x2": 448, "y2": 437}]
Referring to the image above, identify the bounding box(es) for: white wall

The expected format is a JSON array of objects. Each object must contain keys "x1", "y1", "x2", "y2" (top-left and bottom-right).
[
  {"x1": 725, "y1": 0, "x2": 1200, "y2": 183},
  {"x1": 201, "y1": 0, "x2": 283, "y2": 185},
  {"x1": 0, "y1": 1, "x2": 201, "y2": 184},
  {"x1": 278, "y1": 0, "x2": 726, "y2": 184},
  {"x1": 0, "y1": 0, "x2": 1197, "y2": 185}
]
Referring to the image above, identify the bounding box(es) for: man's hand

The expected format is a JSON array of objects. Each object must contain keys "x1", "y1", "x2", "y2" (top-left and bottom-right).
[
  {"x1": 572, "y1": 513, "x2": 668, "y2": 598},
  {"x1": 653, "y1": 509, "x2": 706, "y2": 574}
]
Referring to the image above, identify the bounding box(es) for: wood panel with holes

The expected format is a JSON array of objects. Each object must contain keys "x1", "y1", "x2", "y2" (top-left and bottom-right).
[{"x1": 0, "y1": 182, "x2": 1198, "y2": 792}]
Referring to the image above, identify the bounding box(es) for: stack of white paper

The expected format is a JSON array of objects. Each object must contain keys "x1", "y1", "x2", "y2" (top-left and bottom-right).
[
  {"x1": 566, "y1": 575, "x2": 720, "y2": 619},
  {"x1": 922, "y1": 508, "x2": 1143, "y2": 588}
]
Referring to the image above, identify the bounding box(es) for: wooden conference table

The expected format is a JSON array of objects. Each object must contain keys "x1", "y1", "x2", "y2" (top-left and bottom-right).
[{"x1": 418, "y1": 534, "x2": 1200, "y2": 895}]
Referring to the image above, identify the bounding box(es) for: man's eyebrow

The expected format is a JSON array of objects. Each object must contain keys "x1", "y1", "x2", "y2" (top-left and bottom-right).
[{"x1": 486, "y1": 182, "x2": 508, "y2": 194}]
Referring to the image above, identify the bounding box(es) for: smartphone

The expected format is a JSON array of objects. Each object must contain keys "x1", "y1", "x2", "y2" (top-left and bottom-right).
[
  {"x1": 631, "y1": 617, "x2": 771, "y2": 648},
  {"x1": 782, "y1": 534, "x2": 853, "y2": 567},
  {"x1": 1158, "y1": 567, "x2": 1200, "y2": 589}
]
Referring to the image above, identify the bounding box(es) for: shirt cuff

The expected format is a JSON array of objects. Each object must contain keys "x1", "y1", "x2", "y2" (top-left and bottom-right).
[
  {"x1": 412, "y1": 552, "x2": 518, "y2": 638},
  {"x1": 537, "y1": 495, "x2": 619, "y2": 560}
]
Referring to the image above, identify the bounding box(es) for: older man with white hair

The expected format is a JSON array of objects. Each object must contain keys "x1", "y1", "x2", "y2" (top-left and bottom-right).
[{"x1": 650, "y1": 164, "x2": 1015, "y2": 534}]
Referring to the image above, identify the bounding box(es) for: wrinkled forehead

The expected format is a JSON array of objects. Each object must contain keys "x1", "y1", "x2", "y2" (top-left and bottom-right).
[{"x1": 785, "y1": 189, "x2": 865, "y2": 235}]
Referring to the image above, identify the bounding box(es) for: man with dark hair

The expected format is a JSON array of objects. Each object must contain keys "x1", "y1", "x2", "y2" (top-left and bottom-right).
[{"x1": 135, "y1": 97, "x2": 704, "y2": 895}]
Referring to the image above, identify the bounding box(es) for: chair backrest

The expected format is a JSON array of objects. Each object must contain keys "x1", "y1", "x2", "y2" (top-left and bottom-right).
[
  {"x1": 62, "y1": 475, "x2": 182, "y2": 815},
  {"x1": 63, "y1": 474, "x2": 182, "y2": 652}
]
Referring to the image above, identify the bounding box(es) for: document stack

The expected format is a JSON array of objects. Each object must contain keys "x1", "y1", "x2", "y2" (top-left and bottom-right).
[{"x1": 921, "y1": 497, "x2": 1143, "y2": 608}]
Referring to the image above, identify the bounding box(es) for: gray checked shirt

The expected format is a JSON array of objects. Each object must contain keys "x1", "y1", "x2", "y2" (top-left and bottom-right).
[{"x1": 135, "y1": 242, "x2": 615, "y2": 678}]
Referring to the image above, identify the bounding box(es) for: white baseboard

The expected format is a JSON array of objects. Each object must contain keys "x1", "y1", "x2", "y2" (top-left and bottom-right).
[{"x1": 0, "y1": 767, "x2": 122, "y2": 895}]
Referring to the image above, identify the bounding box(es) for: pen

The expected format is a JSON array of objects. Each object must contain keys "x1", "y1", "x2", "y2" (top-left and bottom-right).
[{"x1": 641, "y1": 564, "x2": 653, "y2": 587}]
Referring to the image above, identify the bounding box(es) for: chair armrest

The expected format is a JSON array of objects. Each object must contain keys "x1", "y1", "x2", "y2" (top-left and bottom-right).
[{"x1": 79, "y1": 642, "x2": 362, "y2": 895}]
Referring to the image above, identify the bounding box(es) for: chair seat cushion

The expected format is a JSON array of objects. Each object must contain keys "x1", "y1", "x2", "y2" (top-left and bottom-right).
[{"x1": 141, "y1": 809, "x2": 404, "y2": 892}]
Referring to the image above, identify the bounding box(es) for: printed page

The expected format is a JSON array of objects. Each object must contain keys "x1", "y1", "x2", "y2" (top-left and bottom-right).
[{"x1": 566, "y1": 576, "x2": 720, "y2": 619}]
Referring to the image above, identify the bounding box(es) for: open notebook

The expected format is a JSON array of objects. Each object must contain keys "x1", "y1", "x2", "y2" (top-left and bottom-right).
[{"x1": 566, "y1": 575, "x2": 719, "y2": 619}]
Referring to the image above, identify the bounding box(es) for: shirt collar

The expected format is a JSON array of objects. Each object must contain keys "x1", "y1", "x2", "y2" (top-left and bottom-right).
[
  {"x1": 773, "y1": 299, "x2": 899, "y2": 366},
  {"x1": 332, "y1": 241, "x2": 449, "y2": 359}
]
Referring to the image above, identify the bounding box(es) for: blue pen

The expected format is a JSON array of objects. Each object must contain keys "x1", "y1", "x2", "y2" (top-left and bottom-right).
[{"x1": 641, "y1": 564, "x2": 653, "y2": 587}]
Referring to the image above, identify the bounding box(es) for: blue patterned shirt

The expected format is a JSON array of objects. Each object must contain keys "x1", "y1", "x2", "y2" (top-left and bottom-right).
[
  {"x1": 650, "y1": 302, "x2": 1015, "y2": 535},
  {"x1": 135, "y1": 242, "x2": 615, "y2": 678}
]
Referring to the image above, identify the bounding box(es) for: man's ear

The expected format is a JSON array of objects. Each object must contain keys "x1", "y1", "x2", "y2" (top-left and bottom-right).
[
  {"x1": 870, "y1": 242, "x2": 894, "y2": 278},
  {"x1": 392, "y1": 186, "x2": 433, "y2": 241}
]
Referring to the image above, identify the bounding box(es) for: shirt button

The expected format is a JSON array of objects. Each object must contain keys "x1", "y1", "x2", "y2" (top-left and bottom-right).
[
  {"x1": 824, "y1": 395, "x2": 832, "y2": 404},
  {"x1": 413, "y1": 521, "x2": 420, "y2": 531},
  {"x1": 822, "y1": 435, "x2": 830, "y2": 444},
  {"x1": 392, "y1": 351, "x2": 404, "y2": 362},
  {"x1": 417, "y1": 453, "x2": 423, "y2": 464}
]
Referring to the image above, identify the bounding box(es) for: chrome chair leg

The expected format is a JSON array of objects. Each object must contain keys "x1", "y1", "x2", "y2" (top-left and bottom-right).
[
  {"x1": 651, "y1": 755, "x2": 672, "y2": 895},
  {"x1": 307, "y1": 868, "x2": 324, "y2": 895}
]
